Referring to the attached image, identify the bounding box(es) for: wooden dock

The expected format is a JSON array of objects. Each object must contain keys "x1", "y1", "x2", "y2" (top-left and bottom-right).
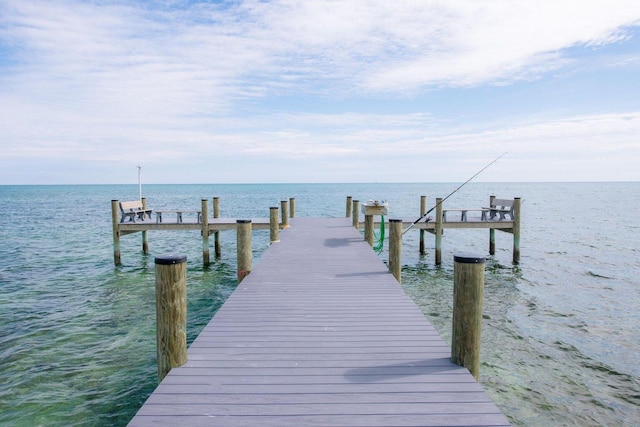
[
  {"x1": 112, "y1": 195, "x2": 521, "y2": 266},
  {"x1": 127, "y1": 217, "x2": 510, "y2": 427}
]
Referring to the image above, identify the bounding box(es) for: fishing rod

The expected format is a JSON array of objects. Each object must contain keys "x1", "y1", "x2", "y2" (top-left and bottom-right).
[{"x1": 402, "y1": 152, "x2": 507, "y2": 235}]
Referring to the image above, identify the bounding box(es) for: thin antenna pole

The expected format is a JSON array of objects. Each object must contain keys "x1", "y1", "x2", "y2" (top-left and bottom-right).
[
  {"x1": 137, "y1": 164, "x2": 142, "y2": 200},
  {"x1": 403, "y1": 152, "x2": 507, "y2": 235}
]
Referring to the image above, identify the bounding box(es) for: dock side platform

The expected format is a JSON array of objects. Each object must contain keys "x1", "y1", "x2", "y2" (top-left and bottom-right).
[{"x1": 128, "y1": 217, "x2": 510, "y2": 427}]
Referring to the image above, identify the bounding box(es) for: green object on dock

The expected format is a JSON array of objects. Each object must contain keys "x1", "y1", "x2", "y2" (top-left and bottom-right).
[{"x1": 373, "y1": 214, "x2": 385, "y2": 253}]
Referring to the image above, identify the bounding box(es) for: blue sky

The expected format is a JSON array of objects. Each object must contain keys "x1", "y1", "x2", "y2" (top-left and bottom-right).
[{"x1": 1, "y1": 0, "x2": 639, "y2": 184}]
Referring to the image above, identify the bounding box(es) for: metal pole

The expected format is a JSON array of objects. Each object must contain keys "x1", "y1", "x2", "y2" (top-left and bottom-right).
[{"x1": 137, "y1": 164, "x2": 142, "y2": 200}]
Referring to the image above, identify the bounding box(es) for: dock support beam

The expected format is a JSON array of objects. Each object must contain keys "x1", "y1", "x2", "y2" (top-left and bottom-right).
[
  {"x1": 111, "y1": 200, "x2": 121, "y2": 266},
  {"x1": 352, "y1": 200, "x2": 360, "y2": 229},
  {"x1": 155, "y1": 254, "x2": 187, "y2": 383},
  {"x1": 346, "y1": 196, "x2": 352, "y2": 218},
  {"x1": 141, "y1": 198, "x2": 149, "y2": 255},
  {"x1": 270, "y1": 207, "x2": 280, "y2": 243},
  {"x1": 213, "y1": 197, "x2": 221, "y2": 258},
  {"x1": 237, "y1": 220, "x2": 252, "y2": 283},
  {"x1": 451, "y1": 254, "x2": 485, "y2": 380},
  {"x1": 435, "y1": 198, "x2": 443, "y2": 265},
  {"x1": 419, "y1": 196, "x2": 426, "y2": 255},
  {"x1": 201, "y1": 199, "x2": 209, "y2": 267},
  {"x1": 280, "y1": 200, "x2": 290, "y2": 228},
  {"x1": 389, "y1": 219, "x2": 402, "y2": 282}
]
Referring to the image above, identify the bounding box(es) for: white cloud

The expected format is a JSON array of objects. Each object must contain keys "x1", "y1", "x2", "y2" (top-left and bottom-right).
[
  {"x1": 0, "y1": 1, "x2": 639, "y2": 184},
  {"x1": 3, "y1": 0, "x2": 639, "y2": 103}
]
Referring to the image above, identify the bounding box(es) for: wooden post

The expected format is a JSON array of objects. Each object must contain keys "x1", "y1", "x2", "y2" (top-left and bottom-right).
[
  {"x1": 346, "y1": 196, "x2": 352, "y2": 218},
  {"x1": 111, "y1": 200, "x2": 121, "y2": 266},
  {"x1": 141, "y1": 197, "x2": 149, "y2": 255},
  {"x1": 280, "y1": 200, "x2": 290, "y2": 228},
  {"x1": 237, "y1": 220, "x2": 252, "y2": 283},
  {"x1": 435, "y1": 197, "x2": 443, "y2": 265},
  {"x1": 489, "y1": 229, "x2": 496, "y2": 256},
  {"x1": 201, "y1": 199, "x2": 209, "y2": 267},
  {"x1": 513, "y1": 197, "x2": 521, "y2": 264},
  {"x1": 389, "y1": 219, "x2": 402, "y2": 282},
  {"x1": 270, "y1": 207, "x2": 280, "y2": 243},
  {"x1": 451, "y1": 254, "x2": 485, "y2": 380},
  {"x1": 364, "y1": 214, "x2": 374, "y2": 246},
  {"x1": 155, "y1": 254, "x2": 187, "y2": 383},
  {"x1": 289, "y1": 197, "x2": 296, "y2": 219},
  {"x1": 213, "y1": 197, "x2": 221, "y2": 258},
  {"x1": 352, "y1": 200, "x2": 360, "y2": 229},
  {"x1": 419, "y1": 195, "x2": 426, "y2": 255},
  {"x1": 489, "y1": 195, "x2": 496, "y2": 255}
]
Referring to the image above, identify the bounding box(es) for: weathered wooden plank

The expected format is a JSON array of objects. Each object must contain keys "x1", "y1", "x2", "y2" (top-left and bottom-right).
[
  {"x1": 117, "y1": 217, "x2": 271, "y2": 232},
  {"x1": 181, "y1": 356, "x2": 458, "y2": 368},
  {"x1": 127, "y1": 217, "x2": 510, "y2": 426},
  {"x1": 159, "y1": 377, "x2": 477, "y2": 389},
  {"x1": 182, "y1": 350, "x2": 452, "y2": 362},
  {"x1": 151, "y1": 380, "x2": 489, "y2": 394},
  {"x1": 134, "y1": 402, "x2": 505, "y2": 416},
  {"x1": 145, "y1": 391, "x2": 496, "y2": 405},
  {"x1": 129, "y1": 413, "x2": 508, "y2": 427}
]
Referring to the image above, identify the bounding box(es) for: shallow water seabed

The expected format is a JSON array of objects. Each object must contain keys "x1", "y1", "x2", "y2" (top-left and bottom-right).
[
  {"x1": 400, "y1": 237, "x2": 640, "y2": 426},
  {"x1": 0, "y1": 182, "x2": 639, "y2": 426}
]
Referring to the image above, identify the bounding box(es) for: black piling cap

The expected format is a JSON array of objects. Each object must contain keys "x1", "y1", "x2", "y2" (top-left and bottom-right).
[
  {"x1": 155, "y1": 254, "x2": 187, "y2": 265},
  {"x1": 453, "y1": 253, "x2": 485, "y2": 264}
]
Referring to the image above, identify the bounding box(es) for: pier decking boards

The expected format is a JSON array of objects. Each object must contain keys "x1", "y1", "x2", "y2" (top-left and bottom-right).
[{"x1": 128, "y1": 217, "x2": 510, "y2": 427}]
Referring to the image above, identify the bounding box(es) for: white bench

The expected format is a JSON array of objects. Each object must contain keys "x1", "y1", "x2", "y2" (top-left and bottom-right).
[
  {"x1": 155, "y1": 210, "x2": 202, "y2": 224},
  {"x1": 119, "y1": 200, "x2": 152, "y2": 223},
  {"x1": 484, "y1": 198, "x2": 514, "y2": 220}
]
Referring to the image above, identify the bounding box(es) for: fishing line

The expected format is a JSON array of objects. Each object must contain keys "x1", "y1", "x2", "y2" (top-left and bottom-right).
[{"x1": 402, "y1": 152, "x2": 507, "y2": 235}]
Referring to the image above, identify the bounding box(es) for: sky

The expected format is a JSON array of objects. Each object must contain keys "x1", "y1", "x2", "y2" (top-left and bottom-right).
[{"x1": 1, "y1": 0, "x2": 640, "y2": 184}]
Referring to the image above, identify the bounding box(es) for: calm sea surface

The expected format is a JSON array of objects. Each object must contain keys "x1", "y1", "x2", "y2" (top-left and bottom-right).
[{"x1": 0, "y1": 182, "x2": 638, "y2": 426}]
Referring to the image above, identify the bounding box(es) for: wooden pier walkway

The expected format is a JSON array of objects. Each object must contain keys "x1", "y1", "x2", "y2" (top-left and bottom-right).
[{"x1": 128, "y1": 217, "x2": 510, "y2": 427}]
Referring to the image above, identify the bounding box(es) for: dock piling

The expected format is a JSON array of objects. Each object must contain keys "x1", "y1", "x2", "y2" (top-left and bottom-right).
[
  {"x1": 489, "y1": 196, "x2": 496, "y2": 255},
  {"x1": 346, "y1": 196, "x2": 352, "y2": 218},
  {"x1": 155, "y1": 254, "x2": 187, "y2": 383},
  {"x1": 201, "y1": 199, "x2": 209, "y2": 267},
  {"x1": 451, "y1": 254, "x2": 485, "y2": 380},
  {"x1": 352, "y1": 200, "x2": 360, "y2": 229},
  {"x1": 111, "y1": 200, "x2": 121, "y2": 265},
  {"x1": 237, "y1": 220, "x2": 252, "y2": 283},
  {"x1": 419, "y1": 196, "x2": 426, "y2": 255},
  {"x1": 364, "y1": 214, "x2": 374, "y2": 246},
  {"x1": 213, "y1": 197, "x2": 221, "y2": 258},
  {"x1": 141, "y1": 198, "x2": 149, "y2": 254},
  {"x1": 289, "y1": 197, "x2": 296, "y2": 219},
  {"x1": 270, "y1": 207, "x2": 280, "y2": 243},
  {"x1": 280, "y1": 200, "x2": 290, "y2": 228},
  {"x1": 435, "y1": 198, "x2": 443, "y2": 265},
  {"x1": 389, "y1": 219, "x2": 402, "y2": 282},
  {"x1": 513, "y1": 198, "x2": 521, "y2": 264}
]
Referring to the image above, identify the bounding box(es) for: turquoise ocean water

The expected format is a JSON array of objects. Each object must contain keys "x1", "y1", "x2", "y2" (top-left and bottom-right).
[{"x1": 0, "y1": 182, "x2": 638, "y2": 426}]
